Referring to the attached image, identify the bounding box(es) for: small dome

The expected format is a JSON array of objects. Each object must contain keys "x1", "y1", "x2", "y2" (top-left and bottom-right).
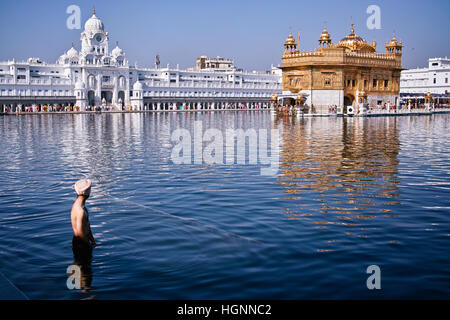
[
  {"x1": 285, "y1": 33, "x2": 296, "y2": 46},
  {"x1": 133, "y1": 81, "x2": 143, "y2": 90},
  {"x1": 84, "y1": 9, "x2": 104, "y2": 34},
  {"x1": 66, "y1": 45, "x2": 79, "y2": 59},
  {"x1": 386, "y1": 33, "x2": 402, "y2": 48},
  {"x1": 111, "y1": 42, "x2": 124, "y2": 57},
  {"x1": 389, "y1": 33, "x2": 398, "y2": 43},
  {"x1": 319, "y1": 27, "x2": 331, "y2": 41}
]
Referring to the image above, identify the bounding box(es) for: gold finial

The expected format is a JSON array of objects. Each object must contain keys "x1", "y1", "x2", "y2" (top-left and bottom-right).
[
  {"x1": 350, "y1": 23, "x2": 355, "y2": 35},
  {"x1": 93, "y1": 7, "x2": 96, "y2": 15},
  {"x1": 71, "y1": 42, "x2": 74, "y2": 48},
  {"x1": 298, "y1": 30, "x2": 300, "y2": 47}
]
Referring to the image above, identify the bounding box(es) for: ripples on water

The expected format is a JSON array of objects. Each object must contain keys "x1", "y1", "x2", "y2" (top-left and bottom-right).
[{"x1": 0, "y1": 112, "x2": 449, "y2": 299}]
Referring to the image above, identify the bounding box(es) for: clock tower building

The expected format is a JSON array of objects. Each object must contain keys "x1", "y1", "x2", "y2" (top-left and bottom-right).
[{"x1": 80, "y1": 8, "x2": 109, "y2": 63}]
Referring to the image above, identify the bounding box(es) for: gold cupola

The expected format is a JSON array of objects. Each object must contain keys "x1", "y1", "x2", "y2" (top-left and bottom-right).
[
  {"x1": 371, "y1": 40, "x2": 377, "y2": 50},
  {"x1": 336, "y1": 23, "x2": 376, "y2": 53},
  {"x1": 386, "y1": 33, "x2": 403, "y2": 55},
  {"x1": 284, "y1": 32, "x2": 297, "y2": 51},
  {"x1": 318, "y1": 26, "x2": 332, "y2": 48}
]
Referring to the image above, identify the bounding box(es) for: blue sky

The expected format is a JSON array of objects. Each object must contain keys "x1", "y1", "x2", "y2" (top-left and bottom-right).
[{"x1": 0, "y1": 0, "x2": 449, "y2": 70}]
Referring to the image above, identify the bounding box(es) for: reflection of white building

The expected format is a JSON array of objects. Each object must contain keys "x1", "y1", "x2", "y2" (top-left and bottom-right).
[
  {"x1": 400, "y1": 57, "x2": 450, "y2": 103},
  {"x1": 0, "y1": 10, "x2": 281, "y2": 112}
]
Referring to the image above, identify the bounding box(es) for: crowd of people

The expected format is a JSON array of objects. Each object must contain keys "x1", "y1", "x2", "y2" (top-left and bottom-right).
[
  {"x1": 2, "y1": 102, "x2": 447, "y2": 114},
  {"x1": 1, "y1": 104, "x2": 118, "y2": 113},
  {"x1": 1, "y1": 102, "x2": 267, "y2": 113},
  {"x1": 274, "y1": 102, "x2": 449, "y2": 116}
]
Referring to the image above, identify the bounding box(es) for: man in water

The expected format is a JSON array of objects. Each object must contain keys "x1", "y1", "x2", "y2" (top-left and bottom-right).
[
  {"x1": 71, "y1": 179, "x2": 97, "y2": 249},
  {"x1": 70, "y1": 179, "x2": 96, "y2": 294}
]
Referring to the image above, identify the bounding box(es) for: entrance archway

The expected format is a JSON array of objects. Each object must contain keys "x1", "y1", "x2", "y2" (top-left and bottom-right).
[
  {"x1": 282, "y1": 97, "x2": 295, "y2": 106},
  {"x1": 101, "y1": 91, "x2": 113, "y2": 104},
  {"x1": 344, "y1": 95, "x2": 354, "y2": 107},
  {"x1": 88, "y1": 91, "x2": 95, "y2": 106},
  {"x1": 118, "y1": 91, "x2": 125, "y2": 108}
]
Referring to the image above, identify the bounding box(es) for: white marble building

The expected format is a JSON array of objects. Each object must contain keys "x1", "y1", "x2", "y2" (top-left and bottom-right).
[
  {"x1": 400, "y1": 57, "x2": 450, "y2": 103},
  {"x1": 0, "y1": 10, "x2": 281, "y2": 112}
]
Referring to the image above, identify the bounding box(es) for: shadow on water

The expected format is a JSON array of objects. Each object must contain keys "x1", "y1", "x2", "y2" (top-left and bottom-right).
[{"x1": 71, "y1": 236, "x2": 93, "y2": 295}]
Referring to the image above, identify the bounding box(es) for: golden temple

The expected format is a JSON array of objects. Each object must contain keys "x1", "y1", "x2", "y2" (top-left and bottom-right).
[{"x1": 279, "y1": 24, "x2": 403, "y2": 114}]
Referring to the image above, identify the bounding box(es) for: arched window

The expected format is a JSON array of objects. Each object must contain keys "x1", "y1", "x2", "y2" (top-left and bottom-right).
[
  {"x1": 88, "y1": 75, "x2": 96, "y2": 87},
  {"x1": 119, "y1": 76, "x2": 125, "y2": 87}
]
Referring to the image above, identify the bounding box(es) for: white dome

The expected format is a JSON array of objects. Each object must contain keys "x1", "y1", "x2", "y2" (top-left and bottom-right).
[
  {"x1": 111, "y1": 43, "x2": 124, "y2": 57},
  {"x1": 84, "y1": 12, "x2": 104, "y2": 34},
  {"x1": 133, "y1": 81, "x2": 143, "y2": 90},
  {"x1": 66, "y1": 46, "x2": 79, "y2": 59},
  {"x1": 75, "y1": 80, "x2": 86, "y2": 90}
]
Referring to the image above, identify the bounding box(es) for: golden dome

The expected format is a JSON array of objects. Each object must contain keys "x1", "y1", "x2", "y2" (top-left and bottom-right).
[
  {"x1": 336, "y1": 23, "x2": 376, "y2": 53},
  {"x1": 386, "y1": 33, "x2": 402, "y2": 48},
  {"x1": 320, "y1": 27, "x2": 331, "y2": 41},
  {"x1": 285, "y1": 33, "x2": 296, "y2": 46}
]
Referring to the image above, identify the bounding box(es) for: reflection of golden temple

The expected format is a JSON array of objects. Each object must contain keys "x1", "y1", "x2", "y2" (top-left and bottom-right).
[
  {"x1": 358, "y1": 91, "x2": 367, "y2": 104},
  {"x1": 280, "y1": 24, "x2": 403, "y2": 114},
  {"x1": 270, "y1": 93, "x2": 279, "y2": 109},
  {"x1": 275, "y1": 117, "x2": 401, "y2": 250},
  {"x1": 295, "y1": 94, "x2": 306, "y2": 103},
  {"x1": 424, "y1": 92, "x2": 433, "y2": 104}
]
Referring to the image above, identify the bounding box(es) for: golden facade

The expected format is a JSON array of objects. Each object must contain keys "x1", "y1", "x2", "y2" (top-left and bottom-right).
[{"x1": 280, "y1": 24, "x2": 403, "y2": 110}]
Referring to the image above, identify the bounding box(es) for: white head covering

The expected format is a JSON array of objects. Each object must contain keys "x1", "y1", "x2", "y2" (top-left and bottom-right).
[{"x1": 74, "y1": 179, "x2": 92, "y2": 196}]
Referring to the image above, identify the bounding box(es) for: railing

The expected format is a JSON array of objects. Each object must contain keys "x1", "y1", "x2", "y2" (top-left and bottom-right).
[
  {"x1": 283, "y1": 51, "x2": 324, "y2": 58},
  {"x1": 345, "y1": 52, "x2": 398, "y2": 60},
  {"x1": 0, "y1": 79, "x2": 14, "y2": 84},
  {"x1": 28, "y1": 79, "x2": 72, "y2": 85},
  {"x1": 144, "y1": 81, "x2": 280, "y2": 90},
  {"x1": 143, "y1": 92, "x2": 274, "y2": 98},
  {"x1": 101, "y1": 82, "x2": 115, "y2": 89},
  {"x1": 0, "y1": 92, "x2": 74, "y2": 98}
]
